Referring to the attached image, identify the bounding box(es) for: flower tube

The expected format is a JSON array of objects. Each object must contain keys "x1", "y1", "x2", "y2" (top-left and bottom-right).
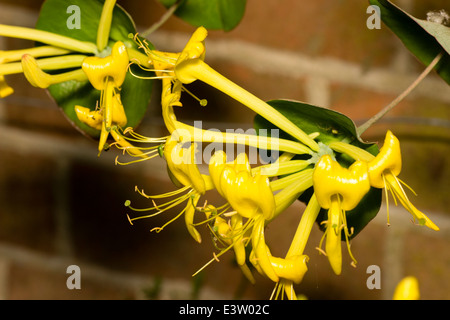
[
  {"x1": 367, "y1": 131, "x2": 439, "y2": 231},
  {"x1": 173, "y1": 27, "x2": 319, "y2": 152}
]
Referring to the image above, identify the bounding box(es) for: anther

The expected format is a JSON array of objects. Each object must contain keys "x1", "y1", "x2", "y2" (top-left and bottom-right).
[{"x1": 126, "y1": 214, "x2": 134, "y2": 225}]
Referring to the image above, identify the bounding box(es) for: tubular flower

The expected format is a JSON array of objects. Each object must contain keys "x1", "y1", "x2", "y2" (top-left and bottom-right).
[
  {"x1": 164, "y1": 136, "x2": 207, "y2": 195},
  {"x1": 208, "y1": 213, "x2": 255, "y2": 284},
  {"x1": 80, "y1": 41, "x2": 130, "y2": 155},
  {"x1": 126, "y1": 136, "x2": 213, "y2": 243},
  {"x1": 21, "y1": 54, "x2": 87, "y2": 88},
  {"x1": 207, "y1": 151, "x2": 309, "y2": 293},
  {"x1": 313, "y1": 155, "x2": 370, "y2": 275},
  {"x1": 249, "y1": 215, "x2": 309, "y2": 293},
  {"x1": 367, "y1": 131, "x2": 439, "y2": 231},
  {"x1": 173, "y1": 27, "x2": 318, "y2": 153},
  {"x1": 209, "y1": 151, "x2": 275, "y2": 220}
]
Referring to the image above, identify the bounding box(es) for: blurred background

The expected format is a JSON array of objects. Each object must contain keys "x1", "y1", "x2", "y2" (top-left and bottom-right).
[{"x1": 0, "y1": 0, "x2": 448, "y2": 299}]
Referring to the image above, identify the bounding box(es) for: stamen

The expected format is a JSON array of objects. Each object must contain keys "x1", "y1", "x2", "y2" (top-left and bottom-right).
[
  {"x1": 127, "y1": 62, "x2": 174, "y2": 80},
  {"x1": 192, "y1": 241, "x2": 235, "y2": 277},
  {"x1": 135, "y1": 185, "x2": 190, "y2": 199},
  {"x1": 151, "y1": 205, "x2": 188, "y2": 233},
  {"x1": 182, "y1": 85, "x2": 208, "y2": 106},
  {"x1": 383, "y1": 174, "x2": 391, "y2": 226}
]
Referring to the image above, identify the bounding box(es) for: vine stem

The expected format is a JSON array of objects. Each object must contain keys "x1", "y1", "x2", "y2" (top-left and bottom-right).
[
  {"x1": 357, "y1": 52, "x2": 443, "y2": 136},
  {"x1": 141, "y1": 0, "x2": 185, "y2": 37}
]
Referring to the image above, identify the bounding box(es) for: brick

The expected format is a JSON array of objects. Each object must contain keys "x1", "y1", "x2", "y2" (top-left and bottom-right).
[
  {"x1": 122, "y1": 0, "x2": 397, "y2": 67},
  {"x1": 0, "y1": 149, "x2": 57, "y2": 253},
  {"x1": 403, "y1": 231, "x2": 450, "y2": 300},
  {"x1": 8, "y1": 262, "x2": 137, "y2": 299},
  {"x1": 66, "y1": 158, "x2": 245, "y2": 293}
]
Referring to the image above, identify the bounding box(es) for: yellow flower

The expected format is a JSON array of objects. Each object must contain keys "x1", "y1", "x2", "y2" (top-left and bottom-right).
[
  {"x1": 173, "y1": 27, "x2": 318, "y2": 152},
  {"x1": 367, "y1": 131, "x2": 439, "y2": 231},
  {"x1": 393, "y1": 276, "x2": 420, "y2": 300},
  {"x1": 164, "y1": 136, "x2": 207, "y2": 195},
  {"x1": 209, "y1": 151, "x2": 275, "y2": 220},
  {"x1": 313, "y1": 154, "x2": 370, "y2": 275},
  {"x1": 82, "y1": 41, "x2": 129, "y2": 90},
  {"x1": 21, "y1": 54, "x2": 87, "y2": 88},
  {"x1": 205, "y1": 151, "x2": 311, "y2": 294},
  {"x1": 80, "y1": 41, "x2": 130, "y2": 155},
  {"x1": 250, "y1": 215, "x2": 309, "y2": 284},
  {"x1": 208, "y1": 213, "x2": 255, "y2": 284}
]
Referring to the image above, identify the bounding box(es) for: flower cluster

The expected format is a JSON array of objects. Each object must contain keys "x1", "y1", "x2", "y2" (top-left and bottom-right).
[
  {"x1": 116, "y1": 27, "x2": 439, "y2": 299},
  {"x1": 0, "y1": 1, "x2": 439, "y2": 299}
]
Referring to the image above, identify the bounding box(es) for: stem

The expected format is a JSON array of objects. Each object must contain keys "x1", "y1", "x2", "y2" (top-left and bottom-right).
[
  {"x1": 141, "y1": 0, "x2": 185, "y2": 37},
  {"x1": 97, "y1": 0, "x2": 117, "y2": 52},
  {"x1": 0, "y1": 55, "x2": 87, "y2": 75},
  {"x1": 357, "y1": 52, "x2": 443, "y2": 136},
  {"x1": 0, "y1": 24, "x2": 98, "y2": 54},
  {"x1": 177, "y1": 60, "x2": 320, "y2": 152}
]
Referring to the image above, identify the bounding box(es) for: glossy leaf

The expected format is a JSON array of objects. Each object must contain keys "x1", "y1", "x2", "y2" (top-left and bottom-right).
[
  {"x1": 369, "y1": 0, "x2": 450, "y2": 85},
  {"x1": 159, "y1": 0, "x2": 247, "y2": 31},
  {"x1": 254, "y1": 99, "x2": 382, "y2": 238},
  {"x1": 35, "y1": 0, "x2": 152, "y2": 138}
]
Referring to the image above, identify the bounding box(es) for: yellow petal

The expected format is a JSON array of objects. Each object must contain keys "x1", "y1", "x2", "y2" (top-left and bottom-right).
[
  {"x1": 313, "y1": 155, "x2": 370, "y2": 211},
  {"x1": 393, "y1": 276, "x2": 420, "y2": 300},
  {"x1": 325, "y1": 197, "x2": 343, "y2": 275},
  {"x1": 230, "y1": 214, "x2": 246, "y2": 266},
  {"x1": 210, "y1": 152, "x2": 275, "y2": 220},
  {"x1": 109, "y1": 129, "x2": 148, "y2": 159},
  {"x1": 110, "y1": 92, "x2": 127, "y2": 127},
  {"x1": 161, "y1": 78, "x2": 182, "y2": 134},
  {"x1": 21, "y1": 54, "x2": 87, "y2": 88},
  {"x1": 251, "y1": 216, "x2": 279, "y2": 283},
  {"x1": 384, "y1": 172, "x2": 439, "y2": 231},
  {"x1": 75, "y1": 91, "x2": 126, "y2": 131},
  {"x1": 74, "y1": 105, "x2": 103, "y2": 130},
  {"x1": 0, "y1": 75, "x2": 13, "y2": 98},
  {"x1": 185, "y1": 194, "x2": 202, "y2": 243},
  {"x1": 269, "y1": 255, "x2": 309, "y2": 284},
  {"x1": 368, "y1": 130, "x2": 402, "y2": 188},
  {"x1": 175, "y1": 27, "x2": 207, "y2": 84},
  {"x1": 82, "y1": 41, "x2": 129, "y2": 90},
  {"x1": 21, "y1": 54, "x2": 58, "y2": 88},
  {"x1": 164, "y1": 137, "x2": 206, "y2": 194},
  {"x1": 209, "y1": 150, "x2": 228, "y2": 196}
]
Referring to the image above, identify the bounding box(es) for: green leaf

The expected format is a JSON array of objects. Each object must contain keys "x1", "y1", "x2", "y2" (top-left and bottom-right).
[
  {"x1": 35, "y1": 0, "x2": 152, "y2": 138},
  {"x1": 254, "y1": 99, "x2": 382, "y2": 238},
  {"x1": 159, "y1": 0, "x2": 247, "y2": 31},
  {"x1": 369, "y1": 0, "x2": 450, "y2": 85}
]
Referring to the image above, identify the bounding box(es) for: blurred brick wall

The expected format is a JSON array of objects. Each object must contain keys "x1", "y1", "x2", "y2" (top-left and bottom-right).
[{"x1": 0, "y1": 0, "x2": 449, "y2": 300}]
